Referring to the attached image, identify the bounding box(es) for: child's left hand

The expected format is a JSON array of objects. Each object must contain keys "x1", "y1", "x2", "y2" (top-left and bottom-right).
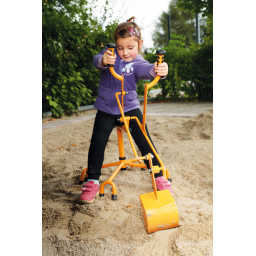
[{"x1": 154, "y1": 62, "x2": 168, "y2": 77}]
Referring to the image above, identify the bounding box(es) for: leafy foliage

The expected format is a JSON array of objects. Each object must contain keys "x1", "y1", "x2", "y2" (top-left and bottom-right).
[
  {"x1": 177, "y1": 0, "x2": 213, "y2": 17},
  {"x1": 152, "y1": 0, "x2": 206, "y2": 48},
  {"x1": 136, "y1": 79, "x2": 153, "y2": 97},
  {"x1": 145, "y1": 33, "x2": 213, "y2": 101},
  {"x1": 42, "y1": 0, "x2": 117, "y2": 116},
  {"x1": 146, "y1": 0, "x2": 213, "y2": 101},
  {"x1": 188, "y1": 36, "x2": 213, "y2": 100}
]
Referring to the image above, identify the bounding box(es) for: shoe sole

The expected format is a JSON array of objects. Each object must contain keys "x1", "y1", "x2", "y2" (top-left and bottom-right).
[{"x1": 78, "y1": 191, "x2": 99, "y2": 204}]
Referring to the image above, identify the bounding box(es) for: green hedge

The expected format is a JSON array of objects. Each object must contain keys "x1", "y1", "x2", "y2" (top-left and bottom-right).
[
  {"x1": 145, "y1": 33, "x2": 213, "y2": 101},
  {"x1": 42, "y1": 0, "x2": 117, "y2": 116}
]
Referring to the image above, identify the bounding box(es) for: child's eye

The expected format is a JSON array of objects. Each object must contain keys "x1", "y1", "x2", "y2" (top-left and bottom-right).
[
  {"x1": 129, "y1": 47, "x2": 134, "y2": 50},
  {"x1": 118, "y1": 47, "x2": 123, "y2": 50}
]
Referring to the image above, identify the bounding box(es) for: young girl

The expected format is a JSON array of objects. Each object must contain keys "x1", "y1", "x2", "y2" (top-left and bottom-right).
[{"x1": 79, "y1": 17, "x2": 173, "y2": 204}]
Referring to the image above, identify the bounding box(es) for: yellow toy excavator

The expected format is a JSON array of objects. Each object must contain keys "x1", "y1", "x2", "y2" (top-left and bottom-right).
[{"x1": 79, "y1": 43, "x2": 179, "y2": 233}]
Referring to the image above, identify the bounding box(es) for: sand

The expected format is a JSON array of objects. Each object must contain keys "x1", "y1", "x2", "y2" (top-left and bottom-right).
[{"x1": 42, "y1": 108, "x2": 213, "y2": 256}]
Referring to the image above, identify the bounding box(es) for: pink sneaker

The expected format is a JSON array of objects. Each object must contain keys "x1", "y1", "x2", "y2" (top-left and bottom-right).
[
  {"x1": 79, "y1": 181, "x2": 99, "y2": 204},
  {"x1": 155, "y1": 176, "x2": 174, "y2": 194}
]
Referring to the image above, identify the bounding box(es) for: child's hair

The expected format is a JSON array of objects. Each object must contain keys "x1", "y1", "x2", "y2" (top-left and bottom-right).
[{"x1": 114, "y1": 16, "x2": 141, "y2": 44}]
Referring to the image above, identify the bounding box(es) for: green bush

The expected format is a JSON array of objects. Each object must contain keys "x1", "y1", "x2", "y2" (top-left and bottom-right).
[
  {"x1": 42, "y1": 0, "x2": 117, "y2": 116},
  {"x1": 145, "y1": 33, "x2": 213, "y2": 101},
  {"x1": 145, "y1": 34, "x2": 191, "y2": 100},
  {"x1": 188, "y1": 40, "x2": 213, "y2": 100},
  {"x1": 136, "y1": 79, "x2": 153, "y2": 97}
]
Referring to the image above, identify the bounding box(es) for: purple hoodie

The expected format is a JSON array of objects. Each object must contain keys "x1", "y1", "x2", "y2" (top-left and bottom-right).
[{"x1": 93, "y1": 47, "x2": 158, "y2": 115}]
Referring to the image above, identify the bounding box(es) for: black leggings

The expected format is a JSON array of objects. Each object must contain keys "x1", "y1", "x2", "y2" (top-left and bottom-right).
[{"x1": 87, "y1": 109, "x2": 162, "y2": 180}]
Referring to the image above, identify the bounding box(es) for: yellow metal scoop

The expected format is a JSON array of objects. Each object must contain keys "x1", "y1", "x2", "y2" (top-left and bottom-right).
[{"x1": 139, "y1": 155, "x2": 179, "y2": 233}]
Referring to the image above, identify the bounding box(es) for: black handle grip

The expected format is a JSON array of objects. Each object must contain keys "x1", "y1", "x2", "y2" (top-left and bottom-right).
[
  {"x1": 156, "y1": 49, "x2": 166, "y2": 66},
  {"x1": 107, "y1": 43, "x2": 116, "y2": 48},
  {"x1": 107, "y1": 43, "x2": 116, "y2": 67}
]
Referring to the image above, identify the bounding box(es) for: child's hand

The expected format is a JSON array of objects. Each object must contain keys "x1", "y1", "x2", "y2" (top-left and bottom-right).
[
  {"x1": 154, "y1": 62, "x2": 168, "y2": 76},
  {"x1": 102, "y1": 50, "x2": 117, "y2": 66}
]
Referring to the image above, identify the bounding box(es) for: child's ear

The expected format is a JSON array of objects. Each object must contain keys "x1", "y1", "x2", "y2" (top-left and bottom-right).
[{"x1": 138, "y1": 40, "x2": 143, "y2": 50}]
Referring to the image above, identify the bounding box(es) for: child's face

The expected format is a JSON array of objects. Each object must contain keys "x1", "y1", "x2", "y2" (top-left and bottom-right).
[{"x1": 116, "y1": 37, "x2": 143, "y2": 62}]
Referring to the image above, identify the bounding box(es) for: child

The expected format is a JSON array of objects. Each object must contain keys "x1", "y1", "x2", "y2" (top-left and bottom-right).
[{"x1": 79, "y1": 17, "x2": 173, "y2": 204}]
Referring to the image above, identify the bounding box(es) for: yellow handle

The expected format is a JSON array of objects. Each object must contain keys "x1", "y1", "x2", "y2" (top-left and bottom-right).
[
  {"x1": 157, "y1": 55, "x2": 164, "y2": 65},
  {"x1": 106, "y1": 43, "x2": 123, "y2": 81},
  {"x1": 147, "y1": 49, "x2": 166, "y2": 89},
  {"x1": 109, "y1": 48, "x2": 114, "y2": 56},
  {"x1": 156, "y1": 49, "x2": 166, "y2": 66}
]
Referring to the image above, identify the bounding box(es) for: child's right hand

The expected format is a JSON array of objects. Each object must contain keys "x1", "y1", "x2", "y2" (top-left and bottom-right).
[{"x1": 102, "y1": 50, "x2": 117, "y2": 66}]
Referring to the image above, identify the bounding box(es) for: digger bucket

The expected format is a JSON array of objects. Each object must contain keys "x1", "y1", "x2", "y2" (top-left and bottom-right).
[
  {"x1": 139, "y1": 158, "x2": 179, "y2": 233},
  {"x1": 139, "y1": 189, "x2": 179, "y2": 233}
]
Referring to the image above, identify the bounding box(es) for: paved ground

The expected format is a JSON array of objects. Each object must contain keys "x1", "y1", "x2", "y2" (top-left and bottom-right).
[
  {"x1": 42, "y1": 113, "x2": 96, "y2": 130},
  {"x1": 42, "y1": 101, "x2": 213, "y2": 130},
  {"x1": 145, "y1": 101, "x2": 213, "y2": 117}
]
